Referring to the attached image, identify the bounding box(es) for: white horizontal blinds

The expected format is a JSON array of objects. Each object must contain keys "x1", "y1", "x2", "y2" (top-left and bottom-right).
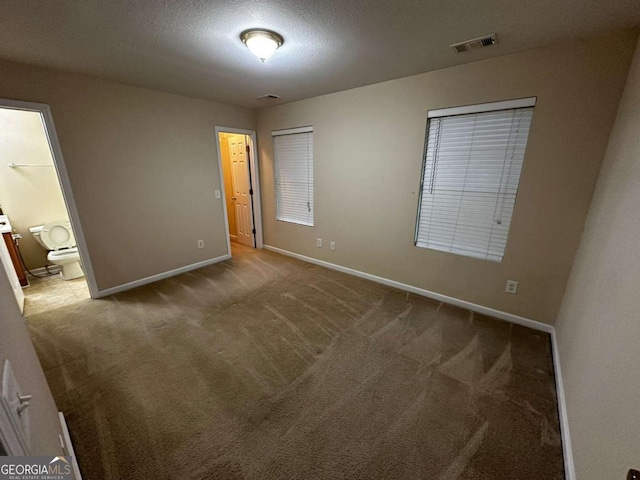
[
  {"x1": 273, "y1": 129, "x2": 314, "y2": 226},
  {"x1": 416, "y1": 106, "x2": 534, "y2": 261}
]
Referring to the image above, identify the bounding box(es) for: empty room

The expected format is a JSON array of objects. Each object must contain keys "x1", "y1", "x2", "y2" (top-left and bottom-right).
[{"x1": 0, "y1": 1, "x2": 639, "y2": 479}]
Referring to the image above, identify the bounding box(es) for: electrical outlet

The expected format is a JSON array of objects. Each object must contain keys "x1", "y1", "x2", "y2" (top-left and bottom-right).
[
  {"x1": 197, "y1": 239, "x2": 204, "y2": 249},
  {"x1": 317, "y1": 238, "x2": 322, "y2": 247},
  {"x1": 330, "y1": 241, "x2": 336, "y2": 251},
  {"x1": 214, "y1": 190, "x2": 221, "y2": 199},
  {"x1": 505, "y1": 280, "x2": 519, "y2": 295}
]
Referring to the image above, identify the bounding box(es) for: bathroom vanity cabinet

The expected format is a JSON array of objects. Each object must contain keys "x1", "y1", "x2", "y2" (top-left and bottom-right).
[
  {"x1": 0, "y1": 220, "x2": 25, "y2": 312},
  {"x1": 2, "y1": 233, "x2": 28, "y2": 287}
]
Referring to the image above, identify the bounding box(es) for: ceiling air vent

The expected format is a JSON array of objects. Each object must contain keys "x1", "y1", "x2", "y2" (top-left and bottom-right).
[
  {"x1": 450, "y1": 34, "x2": 497, "y2": 54},
  {"x1": 257, "y1": 94, "x2": 281, "y2": 100}
]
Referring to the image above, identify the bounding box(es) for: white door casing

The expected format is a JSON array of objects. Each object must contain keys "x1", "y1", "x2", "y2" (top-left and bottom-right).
[
  {"x1": 0, "y1": 98, "x2": 98, "y2": 299},
  {"x1": 214, "y1": 126, "x2": 263, "y2": 256}
]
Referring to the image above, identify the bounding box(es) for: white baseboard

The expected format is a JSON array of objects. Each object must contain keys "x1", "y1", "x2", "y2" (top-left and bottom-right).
[
  {"x1": 95, "y1": 254, "x2": 230, "y2": 297},
  {"x1": 59, "y1": 412, "x2": 82, "y2": 480},
  {"x1": 551, "y1": 333, "x2": 575, "y2": 479},
  {"x1": 263, "y1": 245, "x2": 553, "y2": 333},
  {"x1": 264, "y1": 244, "x2": 574, "y2": 477}
]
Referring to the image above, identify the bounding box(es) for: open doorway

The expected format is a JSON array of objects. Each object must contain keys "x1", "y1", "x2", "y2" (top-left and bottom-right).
[
  {"x1": 0, "y1": 99, "x2": 97, "y2": 316},
  {"x1": 216, "y1": 127, "x2": 263, "y2": 252}
]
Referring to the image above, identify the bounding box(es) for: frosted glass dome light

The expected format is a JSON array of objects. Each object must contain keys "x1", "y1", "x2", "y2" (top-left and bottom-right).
[{"x1": 240, "y1": 30, "x2": 284, "y2": 62}]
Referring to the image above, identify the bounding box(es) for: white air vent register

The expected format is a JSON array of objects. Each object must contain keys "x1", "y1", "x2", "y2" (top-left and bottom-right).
[{"x1": 450, "y1": 34, "x2": 498, "y2": 53}]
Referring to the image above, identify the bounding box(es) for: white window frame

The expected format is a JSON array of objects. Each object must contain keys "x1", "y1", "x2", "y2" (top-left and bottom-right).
[
  {"x1": 414, "y1": 97, "x2": 536, "y2": 262},
  {"x1": 272, "y1": 126, "x2": 314, "y2": 227}
]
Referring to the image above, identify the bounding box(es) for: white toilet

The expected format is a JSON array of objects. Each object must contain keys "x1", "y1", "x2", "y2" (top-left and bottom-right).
[{"x1": 30, "y1": 220, "x2": 84, "y2": 280}]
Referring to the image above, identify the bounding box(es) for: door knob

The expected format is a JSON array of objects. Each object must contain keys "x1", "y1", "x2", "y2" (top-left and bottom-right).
[
  {"x1": 231, "y1": 197, "x2": 237, "y2": 201},
  {"x1": 17, "y1": 401, "x2": 30, "y2": 415},
  {"x1": 18, "y1": 394, "x2": 32, "y2": 403}
]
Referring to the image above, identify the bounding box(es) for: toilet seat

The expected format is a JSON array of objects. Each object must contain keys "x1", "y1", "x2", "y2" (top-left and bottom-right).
[
  {"x1": 48, "y1": 247, "x2": 79, "y2": 259},
  {"x1": 40, "y1": 220, "x2": 76, "y2": 251}
]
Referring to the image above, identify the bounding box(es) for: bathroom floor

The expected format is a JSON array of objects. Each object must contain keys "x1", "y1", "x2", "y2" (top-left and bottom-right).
[{"x1": 23, "y1": 274, "x2": 90, "y2": 316}]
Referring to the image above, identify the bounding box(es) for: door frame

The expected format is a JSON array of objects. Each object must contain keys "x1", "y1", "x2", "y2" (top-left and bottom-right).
[
  {"x1": 214, "y1": 127, "x2": 263, "y2": 253},
  {"x1": 225, "y1": 133, "x2": 253, "y2": 247},
  {"x1": 0, "y1": 98, "x2": 99, "y2": 299}
]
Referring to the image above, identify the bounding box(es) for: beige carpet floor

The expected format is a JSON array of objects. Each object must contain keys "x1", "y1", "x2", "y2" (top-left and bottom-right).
[{"x1": 27, "y1": 244, "x2": 565, "y2": 479}]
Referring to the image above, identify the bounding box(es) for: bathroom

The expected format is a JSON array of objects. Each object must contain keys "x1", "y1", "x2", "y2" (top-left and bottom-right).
[{"x1": 0, "y1": 106, "x2": 88, "y2": 315}]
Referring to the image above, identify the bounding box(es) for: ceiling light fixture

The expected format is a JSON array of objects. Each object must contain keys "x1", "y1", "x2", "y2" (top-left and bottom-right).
[{"x1": 240, "y1": 29, "x2": 284, "y2": 62}]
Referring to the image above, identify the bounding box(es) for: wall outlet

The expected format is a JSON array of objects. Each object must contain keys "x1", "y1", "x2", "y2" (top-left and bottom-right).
[
  {"x1": 505, "y1": 280, "x2": 519, "y2": 295},
  {"x1": 197, "y1": 239, "x2": 204, "y2": 249},
  {"x1": 214, "y1": 190, "x2": 221, "y2": 199},
  {"x1": 330, "y1": 241, "x2": 336, "y2": 251},
  {"x1": 317, "y1": 238, "x2": 322, "y2": 247}
]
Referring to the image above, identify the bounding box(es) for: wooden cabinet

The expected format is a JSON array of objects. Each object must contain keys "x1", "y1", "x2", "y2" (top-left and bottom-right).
[{"x1": 2, "y1": 232, "x2": 28, "y2": 287}]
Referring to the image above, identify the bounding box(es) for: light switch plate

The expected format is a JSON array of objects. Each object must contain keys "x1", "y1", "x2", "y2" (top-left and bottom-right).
[{"x1": 214, "y1": 190, "x2": 221, "y2": 199}]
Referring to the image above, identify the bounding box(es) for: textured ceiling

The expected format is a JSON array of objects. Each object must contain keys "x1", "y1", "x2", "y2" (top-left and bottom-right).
[{"x1": 0, "y1": 0, "x2": 639, "y2": 108}]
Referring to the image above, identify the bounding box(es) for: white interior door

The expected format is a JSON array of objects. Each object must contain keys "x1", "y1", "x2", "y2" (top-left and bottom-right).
[{"x1": 229, "y1": 135, "x2": 254, "y2": 247}]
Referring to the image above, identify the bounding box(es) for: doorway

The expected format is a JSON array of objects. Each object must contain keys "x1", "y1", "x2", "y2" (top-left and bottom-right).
[
  {"x1": 0, "y1": 99, "x2": 97, "y2": 315},
  {"x1": 216, "y1": 128, "x2": 263, "y2": 252}
]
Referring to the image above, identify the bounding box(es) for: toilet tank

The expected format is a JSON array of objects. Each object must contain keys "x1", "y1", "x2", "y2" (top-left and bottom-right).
[{"x1": 29, "y1": 225, "x2": 48, "y2": 250}]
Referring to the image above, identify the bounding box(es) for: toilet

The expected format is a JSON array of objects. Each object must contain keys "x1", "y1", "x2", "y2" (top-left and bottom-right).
[{"x1": 29, "y1": 220, "x2": 84, "y2": 280}]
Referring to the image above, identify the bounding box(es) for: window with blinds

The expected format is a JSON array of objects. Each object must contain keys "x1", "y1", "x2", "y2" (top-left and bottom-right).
[
  {"x1": 415, "y1": 98, "x2": 535, "y2": 262},
  {"x1": 272, "y1": 126, "x2": 314, "y2": 226}
]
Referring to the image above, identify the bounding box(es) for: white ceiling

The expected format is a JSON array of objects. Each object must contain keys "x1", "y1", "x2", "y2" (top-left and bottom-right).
[{"x1": 0, "y1": 0, "x2": 639, "y2": 108}]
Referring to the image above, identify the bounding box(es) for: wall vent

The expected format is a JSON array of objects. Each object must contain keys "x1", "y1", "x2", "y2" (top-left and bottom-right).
[
  {"x1": 257, "y1": 94, "x2": 281, "y2": 100},
  {"x1": 450, "y1": 34, "x2": 497, "y2": 53}
]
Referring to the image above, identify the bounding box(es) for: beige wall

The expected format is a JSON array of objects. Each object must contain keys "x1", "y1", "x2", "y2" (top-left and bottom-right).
[
  {"x1": 555, "y1": 38, "x2": 640, "y2": 479},
  {"x1": 0, "y1": 109, "x2": 69, "y2": 269},
  {"x1": 0, "y1": 59, "x2": 255, "y2": 291},
  {"x1": 219, "y1": 133, "x2": 238, "y2": 238},
  {"x1": 257, "y1": 29, "x2": 637, "y2": 324},
  {"x1": 0, "y1": 267, "x2": 65, "y2": 455}
]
